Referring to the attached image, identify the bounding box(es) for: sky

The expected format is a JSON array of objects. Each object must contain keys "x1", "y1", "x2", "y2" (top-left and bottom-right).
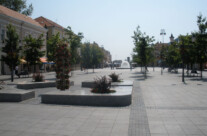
[{"x1": 27, "y1": 0, "x2": 207, "y2": 61}]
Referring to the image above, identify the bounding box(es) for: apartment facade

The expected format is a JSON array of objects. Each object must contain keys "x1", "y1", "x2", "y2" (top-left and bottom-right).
[
  {"x1": 0, "y1": 5, "x2": 47, "y2": 75},
  {"x1": 35, "y1": 16, "x2": 66, "y2": 40}
]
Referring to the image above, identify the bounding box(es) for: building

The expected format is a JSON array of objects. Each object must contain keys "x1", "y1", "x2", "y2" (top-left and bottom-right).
[
  {"x1": 101, "y1": 47, "x2": 112, "y2": 67},
  {"x1": 153, "y1": 42, "x2": 169, "y2": 66},
  {"x1": 35, "y1": 16, "x2": 66, "y2": 39},
  {"x1": 113, "y1": 60, "x2": 122, "y2": 67},
  {"x1": 0, "y1": 5, "x2": 47, "y2": 75}
]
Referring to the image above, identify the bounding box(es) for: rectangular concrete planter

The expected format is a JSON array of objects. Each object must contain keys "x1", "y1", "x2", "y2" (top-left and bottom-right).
[
  {"x1": 0, "y1": 90, "x2": 35, "y2": 102},
  {"x1": 17, "y1": 81, "x2": 74, "y2": 89},
  {"x1": 41, "y1": 87, "x2": 132, "y2": 107}
]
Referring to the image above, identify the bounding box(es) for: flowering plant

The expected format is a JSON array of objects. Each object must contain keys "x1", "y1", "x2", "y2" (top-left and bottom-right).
[{"x1": 55, "y1": 43, "x2": 71, "y2": 91}]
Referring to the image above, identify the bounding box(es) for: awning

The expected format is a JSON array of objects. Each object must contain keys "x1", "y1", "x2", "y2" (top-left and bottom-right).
[
  {"x1": 40, "y1": 57, "x2": 47, "y2": 63},
  {"x1": 20, "y1": 59, "x2": 27, "y2": 64}
]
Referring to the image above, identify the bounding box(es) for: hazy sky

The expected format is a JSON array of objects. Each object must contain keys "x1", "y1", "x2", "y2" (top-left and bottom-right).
[{"x1": 28, "y1": 0, "x2": 207, "y2": 61}]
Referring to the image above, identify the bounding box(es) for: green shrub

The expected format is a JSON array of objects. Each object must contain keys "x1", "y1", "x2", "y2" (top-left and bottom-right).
[
  {"x1": 32, "y1": 73, "x2": 44, "y2": 82},
  {"x1": 109, "y1": 72, "x2": 121, "y2": 82},
  {"x1": 92, "y1": 76, "x2": 115, "y2": 93}
]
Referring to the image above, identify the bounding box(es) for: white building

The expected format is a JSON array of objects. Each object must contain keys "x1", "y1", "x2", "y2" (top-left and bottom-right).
[{"x1": 0, "y1": 5, "x2": 47, "y2": 75}]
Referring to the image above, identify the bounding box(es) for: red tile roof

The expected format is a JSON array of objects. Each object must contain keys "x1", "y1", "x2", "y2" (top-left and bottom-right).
[
  {"x1": 35, "y1": 16, "x2": 64, "y2": 30},
  {"x1": 0, "y1": 5, "x2": 43, "y2": 28}
]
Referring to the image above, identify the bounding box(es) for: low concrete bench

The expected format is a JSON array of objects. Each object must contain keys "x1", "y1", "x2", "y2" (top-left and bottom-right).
[
  {"x1": 190, "y1": 70, "x2": 199, "y2": 77},
  {"x1": 0, "y1": 90, "x2": 35, "y2": 102},
  {"x1": 19, "y1": 70, "x2": 29, "y2": 78}
]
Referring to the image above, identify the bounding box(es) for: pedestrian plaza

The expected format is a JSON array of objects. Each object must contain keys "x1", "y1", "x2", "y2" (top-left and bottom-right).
[{"x1": 0, "y1": 68, "x2": 207, "y2": 136}]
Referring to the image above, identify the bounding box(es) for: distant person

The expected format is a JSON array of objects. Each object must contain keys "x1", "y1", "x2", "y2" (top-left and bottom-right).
[{"x1": 15, "y1": 66, "x2": 20, "y2": 78}]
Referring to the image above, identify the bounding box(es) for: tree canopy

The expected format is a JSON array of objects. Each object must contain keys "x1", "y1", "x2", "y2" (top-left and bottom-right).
[
  {"x1": 23, "y1": 34, "x2": 45, "y2": 72},
  {"x1": 1, "y1": 24, "x2": 21, "y2": 70},
  {"x1": 64, "y1": 26, "x2": 83, "y2": 65},
  {"x1": 81, "y1": 42, "x2": 104, "y2": 72},
  {"x1": 132, "y1": 26, "x2": 154, "y2": 73},
  {"x1": 1, "y1": 24, "x2": 21, "y2": 81},
  {"x1": 0, "y1": 0, "x2": 33, "y2": 16},
  {"x1": 47, "y1": 33, "x2": 60, "y2": 62}
]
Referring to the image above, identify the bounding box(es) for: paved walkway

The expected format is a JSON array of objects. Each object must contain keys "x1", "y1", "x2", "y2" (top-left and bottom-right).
[{"x1": 1, "y1": 68, "x2": 207, "y2": 136}]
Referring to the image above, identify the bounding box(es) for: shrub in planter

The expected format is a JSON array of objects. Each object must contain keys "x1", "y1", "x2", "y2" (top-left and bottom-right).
[
  {"x1": 91, "y1": 76, "x2": 115, "y2": 93},
  {"x1": 55, "y1": 43, "x2": 71, "y2": 91},
  {"x1": 0, "y1": 81, "x2": 5, "y2": 90},
  {"x1": 32, "y1": 73, "x2": 44, "y2": 82},
  {"x1": 109, "y1": 72, "x2": 121, "y2": 82}
]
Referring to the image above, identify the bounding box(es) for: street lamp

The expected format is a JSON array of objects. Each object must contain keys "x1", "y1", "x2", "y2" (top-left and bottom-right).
[{"x1": 160, "y1": 29, "x2": 166, "y2": 75}]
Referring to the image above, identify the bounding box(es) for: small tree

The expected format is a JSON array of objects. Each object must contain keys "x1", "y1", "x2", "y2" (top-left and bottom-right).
[
  {"x1": 194, "y1": 14, "x2": 207, "y2": 79},
  {"x1": 91, "y1": 42, "x2": 104, "y2": 72},
  {"x1": 81, "y1": 42, "x2": 92, "y2": 73},
  {"x1": 1, "y1": 24, "x2": 21, "y2": 82},
  {"x1": 23, "y1": 34, "x2": 45, "y2": 72},
  {"x1": 64, "y1": 26, "x2": 83, "y2": 65},
  {"x1": 166, "y1": 42, "x2": 181, "y2": 71},
  {"x1": 47, "y1": 33, "x2": 60, "y2": 62},
  {"x1": 132, "y1": 26, "x2": 154, "y2": 77},
  {"x1": 55, "y1": 43, "x2": 71, "y2": 91}
]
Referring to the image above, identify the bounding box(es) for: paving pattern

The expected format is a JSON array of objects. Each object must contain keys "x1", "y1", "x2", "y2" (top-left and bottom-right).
[{"x1": 128, "y1": 81, "x2": 150, "y2": 136}]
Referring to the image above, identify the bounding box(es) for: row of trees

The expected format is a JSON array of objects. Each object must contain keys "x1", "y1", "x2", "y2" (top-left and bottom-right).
[
  {"x1": 161, "y1": 14, "x2": 207, "y2": 80},
  {"x1": 47, "y1": 31, "x2": 105, "y2": 73},
  {"x1": 132, "y1": 14, "x2": 207, "y2": 81},
  {"x1": 1, "y1": 24, "x2": 45, "y2": 81},
  {"x1": 81, "y1": 42, "x2": 104, "y2": 73},
  {"x1": 47, "y1": 26, "x2": 83, "y2": 66}
]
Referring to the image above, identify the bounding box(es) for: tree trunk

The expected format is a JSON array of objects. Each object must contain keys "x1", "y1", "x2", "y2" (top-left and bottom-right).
[
  {"x1": 187, "y1": 64, "x2": 189, "y2": 76},
  {"x1": 182, "y1": 63, "x2": 185, "y2": 82},
  {"x1": 200, "y1": 62, "x2": 203, "y2": 79},
  {"x1": 34, "y1": 65, "x2": 36, "y2": 73},
  {"x1": 11, "y1": 66, "x2": 14, "y2": 82},
  {"x1": 145, "y1": 65, "x2": 147, "y2": 78}
]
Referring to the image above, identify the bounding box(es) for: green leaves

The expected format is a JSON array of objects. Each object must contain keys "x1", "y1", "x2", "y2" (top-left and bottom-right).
[
  {"x1": 81, "y1": 42, "x2": 104, "y2": 70},
  {"x1": 64, "y1": 26, "x2": 83, "y2": 65},
  {"x1": 0, "y1": 0, "x2": 33, "y2": 16},
  {"x1": 132, "y1": 26, "x2": 155, "y2": 68},
  {"x1": 47, "y1": 33, "x2": 60, "y2": 62},
  {"x1": 1, "y1": 24, "x2": 20, "y2": 70},
  {"x1": 23, "y1": 34, "x2": 45, "y2": 66}
]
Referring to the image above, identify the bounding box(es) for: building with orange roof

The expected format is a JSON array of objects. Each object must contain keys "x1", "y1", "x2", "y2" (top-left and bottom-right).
[
  {"x1": 35, "y1": 16, "x2": 66, "y2": 39},
  {"x1": 0, "y1": 5, "x2": 47, "y2": 75}
]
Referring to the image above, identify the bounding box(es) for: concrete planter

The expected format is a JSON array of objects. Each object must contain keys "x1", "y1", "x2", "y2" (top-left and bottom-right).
[
  {"x1": 41, "y1": 86, "x2": 132, "y2": 107},
  {"x1": 17, "y1": 80, "x2": 74, "y2": 90},
  {"x1": 0, "y1": 90, "x2": 35, "y2": 102}
]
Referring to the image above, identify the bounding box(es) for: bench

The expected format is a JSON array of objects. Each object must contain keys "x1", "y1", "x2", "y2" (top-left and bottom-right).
[
  {"x1": 190, "y1": 70, "x2": 199, "y2": 77},
  {"x1": 19, "y1": 70, "x2": 29, "y2": 78}
]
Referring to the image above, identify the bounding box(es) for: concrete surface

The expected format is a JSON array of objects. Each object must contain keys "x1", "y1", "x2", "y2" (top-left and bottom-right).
[{"x1": 1, "y1": 67, "x2": 207, "y2": 136}]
